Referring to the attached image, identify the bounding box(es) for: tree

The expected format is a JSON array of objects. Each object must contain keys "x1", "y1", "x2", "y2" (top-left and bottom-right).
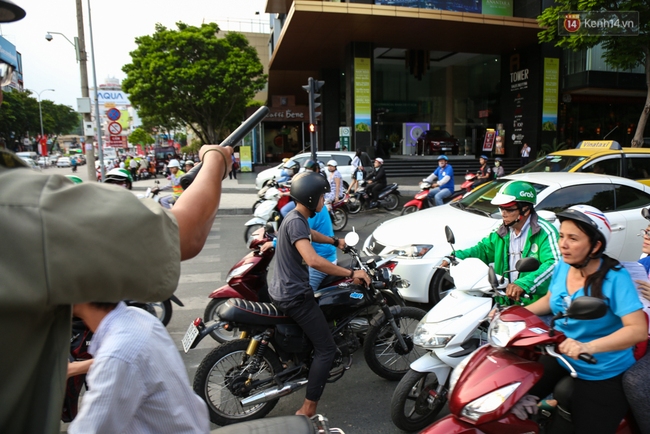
[
  {"x1": 538, "y1": 2, "x2": 650, "y2": 147},
  {"x1": 129, "y1": 127, "x2": 155, "y2": 151},
  {"x1": 122, "y1": 22, "x2": 267, "y2": 145}
]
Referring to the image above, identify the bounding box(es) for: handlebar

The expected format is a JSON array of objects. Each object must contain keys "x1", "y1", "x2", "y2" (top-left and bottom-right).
[{"x1": 579, "y1": 353, "x2": 598, "y2": 364}]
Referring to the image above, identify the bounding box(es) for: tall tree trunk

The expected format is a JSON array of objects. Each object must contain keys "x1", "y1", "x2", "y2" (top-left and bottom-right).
[{"x1": 632, "y1": 46, "x2": 650, "y2": 148}]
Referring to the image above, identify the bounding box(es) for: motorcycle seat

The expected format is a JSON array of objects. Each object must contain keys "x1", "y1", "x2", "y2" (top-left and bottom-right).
[
  {"x1": 379, "y1": 183, "x2": 398, "y2": 194},
  {"x1": 217, "y1": 298, "x2": 294, "y2": 325}
]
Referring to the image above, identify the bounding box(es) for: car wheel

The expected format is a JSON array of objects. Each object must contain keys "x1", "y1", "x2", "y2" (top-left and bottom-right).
[{"x1": 429, "y1": 268, "x2": 455, "y2": 305}]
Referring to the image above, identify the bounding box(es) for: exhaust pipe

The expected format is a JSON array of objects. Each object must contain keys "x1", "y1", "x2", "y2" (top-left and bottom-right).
[{"x1": 241, "y1": 379, "x2": 308, "y2": 407}]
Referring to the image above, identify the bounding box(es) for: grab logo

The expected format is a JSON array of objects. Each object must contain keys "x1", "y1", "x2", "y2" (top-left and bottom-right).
[{"x1": 520, "y1": 191, "x2": 534, "y2": 198}]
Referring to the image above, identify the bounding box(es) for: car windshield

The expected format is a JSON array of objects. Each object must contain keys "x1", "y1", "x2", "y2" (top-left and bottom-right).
[
  {"x1": 451, "y1": 179, "x2": 548, "y2": 217},
  {"x1": 512, "y1": 155, "x2": 587, "y2": 174}
]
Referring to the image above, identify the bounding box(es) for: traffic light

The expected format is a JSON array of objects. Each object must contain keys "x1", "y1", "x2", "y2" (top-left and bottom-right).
[
  {"x1": 302, "y1": 77, "x2": 325, "y2": 125},
  {"x1": 308, "y1": 123, "x2": 316, "y2": 133}
]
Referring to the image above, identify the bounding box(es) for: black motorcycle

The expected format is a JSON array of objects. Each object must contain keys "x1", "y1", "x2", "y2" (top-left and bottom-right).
[
  {"x1": 347, "y1": 181, "x2": 400, "y2": 214},
  {"x1": 183, "y1": 231, "x2": 426, "y2": 426}
]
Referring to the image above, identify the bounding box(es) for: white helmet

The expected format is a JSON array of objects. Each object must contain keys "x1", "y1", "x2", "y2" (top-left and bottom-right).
[
  {"x1": 326, "y1": 159, "x2": 338, "y2": 167},
  {"x1": 184, "y1": 160, "x2": 195, "y2": 167},
  {"x1": 557, "y1": 205, "x2": 611, "y2": 249},
  {"x1": 168, "y1": 159, "x2": 181, "y2": 168}
]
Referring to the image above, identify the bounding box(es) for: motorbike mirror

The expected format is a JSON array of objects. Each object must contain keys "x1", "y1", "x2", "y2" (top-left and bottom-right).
[
  {"x1": 264, "y1": 222, "x2": 275, "y2": 235},
  {"x1": 487, "y1": 265, "x2": 499, "y2": 287},
  {"x1": 537, "y1": 210, "x2": 557, "y2": 224},
  {"x1": 514, "y1": 257, "x2": 540, "y2": 273},
  {"x1": 643, "y1": 207, "x2": 650, "y2": 221},
  {"x1": 344, "y1": 231, "x2": 359, "y2": 247},
  {"x1": 445, "y1": 226, "x2": 455, "y2": 245},
  {"x1": 565, "y1": 296, "x2": 608, "y2": 320}
]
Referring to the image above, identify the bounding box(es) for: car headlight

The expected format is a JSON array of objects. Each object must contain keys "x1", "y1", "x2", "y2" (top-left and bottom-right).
[
  {"x1": 226, "y1": 263, "x2": 255, "y2": 281},
  {"x1": 413, "y1": 321, "x2": 454, "y2": 349},
  {"x1": 460, "y1": 383, "x2": 520, "y2": 421},
  {"x1": 487, "y1": 311, "x2": 526, "y2": 348},
  {"x1": 388, "y1": 244, "x2": 433, "y2": 258}
]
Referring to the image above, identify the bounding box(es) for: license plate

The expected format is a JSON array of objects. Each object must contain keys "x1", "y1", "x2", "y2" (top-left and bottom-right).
[
  {"x1": 182, "y1": 322, "x2": 199, "y2": 353},
  {"x1": 441, "y1": 147, "x2": 451, "y2": 151}
]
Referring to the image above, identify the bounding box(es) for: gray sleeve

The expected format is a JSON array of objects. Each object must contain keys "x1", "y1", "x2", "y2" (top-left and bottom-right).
[{"x1": 286, "y1": 216, "x2": 311, "y2": 246}]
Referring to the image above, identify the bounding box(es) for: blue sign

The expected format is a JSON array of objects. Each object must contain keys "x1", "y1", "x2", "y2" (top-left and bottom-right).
[
  {"x1": 0, "y1": 36, "x2": 17, "y2": 68},
  {"x1": 106, "y1": 108, "x2": 121, "y2": 121}
]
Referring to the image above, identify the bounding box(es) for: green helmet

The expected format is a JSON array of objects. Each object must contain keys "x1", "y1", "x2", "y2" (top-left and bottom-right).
[
  {"x1": 65, "y1": 175, "x2": 83, "y2": 184},
  {"x1": 491, "y1": 180, "x2": 536, "y2": 206}
]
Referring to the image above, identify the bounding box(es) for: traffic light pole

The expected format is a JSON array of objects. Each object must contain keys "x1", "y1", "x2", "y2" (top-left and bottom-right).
[{"x1": 303, "y1": 77, "x2": 324, "y2": 162}]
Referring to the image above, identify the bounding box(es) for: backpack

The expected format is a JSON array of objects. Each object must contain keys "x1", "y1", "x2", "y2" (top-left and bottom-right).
[{"x1": 61, "y1": 318, "x2": 93, "y2": 422}]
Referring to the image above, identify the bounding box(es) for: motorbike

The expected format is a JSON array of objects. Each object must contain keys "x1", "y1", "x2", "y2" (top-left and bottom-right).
[
  {"x1": 137, "y1": 180, "x2": 161, "y2": 204},
  {"x1": 244, "y1": 181, "x2": 291, "y2": 243},
  {"x1": 204, "y1": 224, "x2": 407, "y2": 343},
  {"x1": 183, "y1": 231, "x2": 427, "y2": 426},
  {"x1": 328, "y1": 193, "x2": 349, "y2": 232},
  {"x1": 400, "y1": 172, "x2": 477, "y2": 216},
  {"x1": 347, "y1": 181, "x2": 400, "y2": 214},
  {"x1": 390, "y1": 228, "x2": 540, "y2": 432},
  {"x1": 124, "y1": 295, "x2": 184, "y2": 326},
  {"x1": 251, "y1": 178, "x2": 291, "y2": 213},
  {"x1": 420, "y1": 287, "x2": 639, "y2": 433},
  {"x1": 213, "y1": 414, "x2": 344, "y2": 434}
]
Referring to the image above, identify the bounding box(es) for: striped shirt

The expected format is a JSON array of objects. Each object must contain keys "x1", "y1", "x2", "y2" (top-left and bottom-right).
[{"x1": 69, "y1": 302, "x2": 209, "y2": 434}]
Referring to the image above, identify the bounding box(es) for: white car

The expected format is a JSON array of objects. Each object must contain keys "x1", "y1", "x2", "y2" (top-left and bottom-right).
[
  {"x1": 20, "y1": 157, "x2": 41, "y2": 171},
  {"x1": 57, "y1": 157, "x2": 71, "y2": 167},
  {"x1": 255, "y1": 151, "x2": 360, "y2": 189},
  {"x1": 363, "y1": 172, "x2": 650, "y2": 305}
]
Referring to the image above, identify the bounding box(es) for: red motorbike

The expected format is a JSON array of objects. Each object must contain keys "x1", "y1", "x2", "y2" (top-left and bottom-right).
[
  {"x1": 400, "y1": 172, "x2": 477, "y2": 215},
  {"x1": 421, "y1": 290, "x2": 640, "y2": 434},
  {"x1": 204, "y1": 225, "x2": 402, "y2": 343}
]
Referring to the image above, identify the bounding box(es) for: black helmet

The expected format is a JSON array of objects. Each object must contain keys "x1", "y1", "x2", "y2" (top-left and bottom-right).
[
  {"x1": 290, "y1": 171, "x2": 330, "y2": 214},
  {"x1": 303, "y1": 160, "x2": 319, "y2": 172}
]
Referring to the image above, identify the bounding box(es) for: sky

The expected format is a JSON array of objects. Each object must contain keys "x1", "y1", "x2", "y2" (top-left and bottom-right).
[{"x1": 0, "y1": 0, "x2": 268, "y2": 108}]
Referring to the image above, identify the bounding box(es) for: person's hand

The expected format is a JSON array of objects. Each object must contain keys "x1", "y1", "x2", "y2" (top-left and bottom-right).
[
  {"x1": 506, "y1": 283, "x2": 525, "y2": 301},
  {"x1": 336, "y1": 239, "x2": 346, "y2": 250},
  {"x1": 352, "y1": 270, "x2": 371, "y2": 286},
  {"x1": 260, "y1": 241, "x2": 274, "y2": 253},
  {"x1": 67, "y1": 359, "x2": 93, "y2": 379},
  {"x1": 559, "y1": 338, "x2": 593, "y2": 360},
  {"x1": 199, "y1": 145, "x2": 233, "y2": 176},
  {"x1": 440, "y1": 259, "x2": 450, "y2": 268},
  {"x1": 635, "y1": 280, "x2": 650, "y2": 302}
]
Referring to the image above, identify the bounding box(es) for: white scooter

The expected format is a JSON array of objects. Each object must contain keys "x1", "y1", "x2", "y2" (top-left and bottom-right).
[
  {"x1": 390, "y1": 226, "x2": 539, "y2": 432},
  {"x1": 243, "y1": 186, "x2": 281, "y2": 243}
]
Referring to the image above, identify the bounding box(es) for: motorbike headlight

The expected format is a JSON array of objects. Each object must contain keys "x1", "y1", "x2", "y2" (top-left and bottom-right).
[
  {"x1": 413, "y1": 322, "x2": 454, "y2": 349},
  {"x1": 487, "y1": 312, "x2": 526, "y2": 348},
  {"x1": 388, "y1": 244, "x2": 433, "y2": 259},
  {"x1": 226, "y1": 263, "x2": 255, "y2": 281},
  {"x1": 460, "y1": 383, "x2": 520, "y2": 422}
]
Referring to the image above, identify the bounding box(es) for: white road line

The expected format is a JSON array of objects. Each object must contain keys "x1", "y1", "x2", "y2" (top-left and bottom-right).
[{"x1": 178, "y1": 272, "x2": 221, "y2": 284}]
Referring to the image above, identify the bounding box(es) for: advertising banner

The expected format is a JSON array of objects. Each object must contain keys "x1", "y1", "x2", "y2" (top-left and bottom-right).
[
  {"x1": 0, "y1": 36, "x2": 18, "y2": 68},
  {"x1": 483, "y1": 128, "x2": 496, "y2": 152},
  {"x1": 481, "y1": 0, "x2": 513, "y2": 17},
  {"x1": 542, "y1": 58, "x2": 559, "y2": 132},
  {"x1": 354, "y1": 58, "x2": 372, "y2": 133},
  {"x1": 374, "y1": 0, "x2": 512, "y2": 16},
  {"x1": 240, "y1": 146, "x2": 252, "y2": 172}
]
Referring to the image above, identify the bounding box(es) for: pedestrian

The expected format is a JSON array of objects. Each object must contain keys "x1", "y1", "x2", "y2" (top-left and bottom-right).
[
  {"x1": 229, "y1": 153, "x2": 238, "y2": 179},
  {"x1": 520, "y1": 142, "x2": 531, "y2": 166},
  {"x1": 0, "y1": 143, "x2": 233, "y2": 434},
  {"x1": 346, "y1": 149, "x2": 364, "y2": 194},
  {"x1": 129, "y1": 156, "x2": 139, "y2": 181},
  {"x1": 68, "y1": 302, "x2": 209, "y2": 433},
  {"x1": 260, "y1": 172, "x2": 370, "y2": 417},
  {"x1": 335, "y1": 140, "x2": 341, "y2": 150}
]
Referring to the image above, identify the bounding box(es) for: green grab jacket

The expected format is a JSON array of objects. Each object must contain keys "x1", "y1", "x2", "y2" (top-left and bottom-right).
[{"x1": 454, "y1": 213, "x2": 560, "y2": 306}]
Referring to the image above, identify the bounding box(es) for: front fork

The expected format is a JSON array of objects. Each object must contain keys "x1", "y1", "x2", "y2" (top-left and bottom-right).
[{"x1": 379, "y1": 299, "x2": 410, "y2": 352}]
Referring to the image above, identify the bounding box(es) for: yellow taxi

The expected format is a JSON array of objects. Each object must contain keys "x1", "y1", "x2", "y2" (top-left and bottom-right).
[{"x1": 513, "y1": 140, "x2": 650, "y2": 186}]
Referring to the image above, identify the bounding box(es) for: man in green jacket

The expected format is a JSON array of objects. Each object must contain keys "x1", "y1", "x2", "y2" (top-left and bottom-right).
[{"x1": 442, "y1": 180, "x2": 560, "y2": 306}]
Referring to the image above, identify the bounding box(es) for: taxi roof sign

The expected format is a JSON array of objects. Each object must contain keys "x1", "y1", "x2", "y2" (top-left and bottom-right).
[{"x1": 576, "y1": 140, "x2": 622, "y2": 150}]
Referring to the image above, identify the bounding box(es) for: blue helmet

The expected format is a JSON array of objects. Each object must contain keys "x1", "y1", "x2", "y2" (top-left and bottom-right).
[
  {"x1": 480, "y1": 155, "x2": 488, "y2": 160},
  {"x1": 437, "y1": 155, "x2": 449, "y2": 161}
]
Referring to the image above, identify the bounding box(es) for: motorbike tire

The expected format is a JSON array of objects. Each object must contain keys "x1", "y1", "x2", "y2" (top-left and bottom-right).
[
  {"x1": 383, "y1": 193, "x2": 399, "y2": 211},
  {"x1": 347, "y1": 196, "x2": 362, "y2": 214},
  {"x1": 131, "y1": 300, "x2": 173, "y2": 326},
  {"x1": 429, "y1": 268, "x2": 455, "y2": 305},
  {"x1": 251, "y1": 199, "x2": 263, "y2": 214},
  {"x1": 391, "y1": 369, "x2": 447, "y2": 432},
  {"x1": 193, "y1": 339, "x2": 283, "y2": 426},
  {"x1": 204, "y1": 298, "x2": 240, "y2": 343},
  {"x1": 400, "y1": 205, "x2": 419, "y2": 216},
  {"x1": 244, "y1": 224, "x2": 264, "y2": 244},
  {"x1": 363, "y1": 306, "x2": 427, "y2": 381},
  {"x1": 331, "y1": 208, "x2": 348, "y2": 232}
]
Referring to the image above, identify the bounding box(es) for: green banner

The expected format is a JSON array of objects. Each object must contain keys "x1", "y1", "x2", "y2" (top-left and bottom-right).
[
  {"x1": 542, "y1": 58, "x2": 560, "y2": 131},
  {"x1": 354, "y1": 58, "x2": 372, "y2": 133},
  {"x1": 482, "y1": 0, "x2": 513, "y2": 17}
]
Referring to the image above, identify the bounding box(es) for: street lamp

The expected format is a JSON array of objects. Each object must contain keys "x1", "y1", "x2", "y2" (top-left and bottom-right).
[
  {"x1": 30, "y1": 88, "x2": 55, "y2": 154},
  {"x1": 45, "y1": 31, "x2": 81, "y2": 62}
]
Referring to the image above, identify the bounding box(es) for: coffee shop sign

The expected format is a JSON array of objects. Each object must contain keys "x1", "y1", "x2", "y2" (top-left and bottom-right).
[{"x1": 266, "y1": 109, "x2": 305, "y2": 120}]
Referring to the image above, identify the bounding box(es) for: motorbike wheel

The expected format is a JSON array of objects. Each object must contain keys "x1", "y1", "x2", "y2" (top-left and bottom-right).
[
  {"x1": 347, "y1": 196, "x2": 362, "y2": 214},
  {"x1": 204, "y1": 299, "x2": 240, "y2": 343},
  {"x1": 363, "y1": 306, "x2": 427, "y2": 381},
  {"x1": 429, "y1": 268, "x2": 455, "y2": 305},
  {"x1": 193, "y1": 339, "x2": 283, "y2": 426},
  {"x1": 400, "y1": 205, "x2": 419, "y2": 216},
  {"x1": 251, "y1": 199, "x2": 263, "y2": 214},
  {"x1": 132, "y1": 300, "x2": 173, "y2": 326},
  {"x1": 244, "y1": 224, "x2": 264, "y2": 244},
  {"x1": 331, "y1": 208, "x2": 348, "y2": 232},
  {"x1": 383, "y1": 193, "x2": 399, "y2": 211},
  {"x1": 391, "y1": 369, "x2": 447, "y2": 432}
]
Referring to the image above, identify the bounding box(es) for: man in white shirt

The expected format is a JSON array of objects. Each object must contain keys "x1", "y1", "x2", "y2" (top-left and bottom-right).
[{"x1": 69, "y1": 301, "x2": 209, "y2": 433}]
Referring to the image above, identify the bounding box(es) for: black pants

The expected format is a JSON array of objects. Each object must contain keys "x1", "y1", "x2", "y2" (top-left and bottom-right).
[
  {"x1": 367, "y1": 182, "x2": 385, "y2": 201},
  {"x1": 623, "y1": 347, "x2": 650, "y2": 433},
  {"x1": 273, "y1": 292, "x2": 337, "y2": 402},
  {"x1": 528, "y1": 355, "x2": 629, "y2": 434}
]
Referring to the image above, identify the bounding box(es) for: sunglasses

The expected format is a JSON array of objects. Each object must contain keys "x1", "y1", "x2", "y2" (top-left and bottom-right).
[
  {"x1": 499, "y1": 206, "x2": 519, "y2": 213},
  {"x1": 639, "y1": 229, "x2": 650, "y2": 238}
]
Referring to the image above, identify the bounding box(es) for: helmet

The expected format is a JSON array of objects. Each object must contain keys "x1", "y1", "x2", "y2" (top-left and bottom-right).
[
  {"x1": 557, "y1": 205, "x2": 611, "y2": 249},
  {"x1": 326, "y1": 159, "x2": 338, "y2": 167},
  {"x1": 437, "y1": 155, "x2": 448, "y2": 161},
  {"x1": 185, "y1": 160, "x2": 194, "y2": 167},
  {"x1": 491, "y1": 180, "x2": 536, "y2": 206},
  {"x1": 290, "y1": 171, "x2": 330, "y2": 214},
  {"x1": 282, "y1": 157, "x2": 290, "y2": 163},
  {"x1": 480, "y1": 155, "x2": 488, "y2": 160},
  {"x1": 168, "y1": 159, "x2": 181, "y2": 168},
  {"x1": 284, "y1": 160, "x2": 299, "y2": 171},
  {"x1": 303, "y1": 160, "x2": 319, "y2": 172},
  {"x1": 104, "y1": 168, "x2": 133, "y2": 189},
  {"x1": 495, "y1": 157, "x2": 503, "y2": 162},
  {"x1": 65, "y1": 175, "x2": 83, "y2": 184},
  {"x1": 374, "y1": 157, "x2": 384, "y2": 164}
]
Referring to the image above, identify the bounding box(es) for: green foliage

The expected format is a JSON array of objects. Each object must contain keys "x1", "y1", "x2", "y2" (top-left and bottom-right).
[
  {"x1": 129, "y1": 127, "x2": 155, "y2": 148},
  {"x1": 122, "y1": 22, "x2": 267, "y2": 145}
]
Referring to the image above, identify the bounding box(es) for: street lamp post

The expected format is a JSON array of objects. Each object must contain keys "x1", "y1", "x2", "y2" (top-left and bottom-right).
[{"x1": 31, "y1": 88, "x2": 55, "y2": 155}]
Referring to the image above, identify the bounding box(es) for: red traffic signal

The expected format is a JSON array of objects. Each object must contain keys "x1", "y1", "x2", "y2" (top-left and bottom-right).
[{"x1": 309, "y1": 123, "x2": 316, "y2": 133}]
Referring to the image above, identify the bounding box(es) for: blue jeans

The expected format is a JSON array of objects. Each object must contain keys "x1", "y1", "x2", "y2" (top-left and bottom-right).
[
  {"x1": 309, "y1": 259, "x2": 336, "y2": 291},
  {"x1": 427, "y1": 187, "x2": 452, "y2": 206},
  {"x1": 160, "y1": 195, "x2": 176, "y2": 209}
]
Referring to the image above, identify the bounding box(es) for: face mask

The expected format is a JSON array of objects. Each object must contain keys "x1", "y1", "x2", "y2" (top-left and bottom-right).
[{"x1": 495, "y1": 162, "x2": 500, "y2": 167}]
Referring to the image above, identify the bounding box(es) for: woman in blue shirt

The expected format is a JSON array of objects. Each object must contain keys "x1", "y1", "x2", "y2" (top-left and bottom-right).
[{"x1": 526, "y1": 205, "x2": 646, "y2": 434}]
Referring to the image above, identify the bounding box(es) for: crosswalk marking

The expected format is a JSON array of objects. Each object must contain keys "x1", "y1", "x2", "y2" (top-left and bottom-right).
[{"x1": 178, "y1": 272, "x2": 221, "y2": 284}]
